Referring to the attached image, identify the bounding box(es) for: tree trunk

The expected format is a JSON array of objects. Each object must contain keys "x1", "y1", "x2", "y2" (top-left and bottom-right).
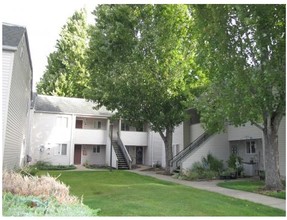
[
  {"x1": 159, "y1": 127, "x2": 174, "y2": 174},
  {"x1": 263, "y1": 113, "x2": 283, "y2": 190}
]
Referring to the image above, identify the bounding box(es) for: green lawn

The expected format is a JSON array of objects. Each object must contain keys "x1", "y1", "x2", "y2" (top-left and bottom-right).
[
  {"x1": 38, "y1": 170, "x2": 285, "y2": 216},
  {"x1": 217, "y1": 179, "x2": 286, "y2": 199}
]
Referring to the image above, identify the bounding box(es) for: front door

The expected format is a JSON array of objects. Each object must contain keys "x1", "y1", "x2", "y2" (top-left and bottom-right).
[
  {"x1": 136, "y1": 146, "x2": 143, "y2": 164},
  {"x1": 74, "y1": 145, "x2": 82, "y2": 164}
]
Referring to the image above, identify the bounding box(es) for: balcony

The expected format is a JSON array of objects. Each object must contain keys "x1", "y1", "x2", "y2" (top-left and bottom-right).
[
  {"x1": 120, "y1": 131, "x2": 148, "y2": 146},
  {"x1": 73, "y1": 129, "x2": 107, "y2": 145}
]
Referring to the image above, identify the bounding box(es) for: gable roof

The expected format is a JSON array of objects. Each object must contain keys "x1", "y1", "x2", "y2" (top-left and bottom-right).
[
  {"x1": 34, "y1": 95, "x2": 113, "y2": 117},
  {"x1": 2, "y1": 23, "x2": 33, "y2": 73},
  {"x1": 2, "y1": 23, "x2": 26, "y2": 48}
]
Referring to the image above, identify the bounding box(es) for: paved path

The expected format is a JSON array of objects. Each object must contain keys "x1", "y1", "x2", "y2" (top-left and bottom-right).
[{"x1": 129, "y1": 170, "x2": 286, "y2": 211}]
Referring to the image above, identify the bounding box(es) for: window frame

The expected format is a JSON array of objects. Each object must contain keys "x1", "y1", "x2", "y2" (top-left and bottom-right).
[{"x1": 246, "y1": 140, "x2": 256, "y2": 154}]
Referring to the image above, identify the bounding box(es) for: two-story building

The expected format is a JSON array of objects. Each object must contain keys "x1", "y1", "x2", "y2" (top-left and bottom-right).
[
  {"x1": 29, "y1": 94, "x2": 173, "y2": 169},
  {"x1": 2, "y1": 23, "x2": 33, "y2": 170},
  {"x1": 29, "y1": 95, "x2": 285, "y2": 179}
]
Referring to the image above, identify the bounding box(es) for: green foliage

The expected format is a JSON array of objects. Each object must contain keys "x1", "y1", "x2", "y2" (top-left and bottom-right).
[
  {"x1": 179, "y1": 153, "x2": 224, "y2": 180},
  {"x1": 191, "y1": 4, "x2": 285, "y2": 190},
  {"x1": 192, "y1": 5, "x2": 285, "y2": 133},
  {"x1": 36, "y1": 9, "x2": 90, "y2": 98},
  {"x1": 33, "y1": 161, "x2": 76, "y2": 170},
  {"x1": 86, "y1": 4, "x2": 203, "y2": 172},
  {"x1": 227, "y1": 154, "x2": 243, "y2": 171},
  {"x1": 2, "y1": 192, "x2": 99, "y2": 216},
  {"x1": 87, "y1": 5, "x2": 198, "y2": 130}
]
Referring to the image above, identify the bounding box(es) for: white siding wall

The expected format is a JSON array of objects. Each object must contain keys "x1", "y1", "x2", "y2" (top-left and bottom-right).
[
  {"x1": 81, "y1": 145, "x2": 106, "y2": 165},
  {"x1": 2, "y1": 35, "x2": 32, "y2": 169},
  {"x1": 182, "y1": 132, "x2": 230, "y2": 171},
  {"x1": 147, "y1": 131, "x2": 164, "y2": 166},
  {"x1": 2, "y1": 51, "x2": 14, "y2": 155},
  {"x1": 173, "y1": 123, "x2": 184, "y2": 155},
  {"x1": 228, "y1": 122, "x2": 262, "y2": 141},
  {"x1": 278, "y1": 117, "x2": 286, "y2": 178},
  {"x1": 190, "y1": 123, "x2": 205, "y2": 142},
  {"x1": 31, "y1": 113, "x2": 72, "y2": 165}
]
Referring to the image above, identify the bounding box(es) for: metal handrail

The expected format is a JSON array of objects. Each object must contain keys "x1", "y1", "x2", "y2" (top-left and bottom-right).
[
  {"x1": 117, "y1": 132, "x2": 132, "y2": 169},
  {"x1": 170, "y1": 132, "x2": 211, "y2": 171}
]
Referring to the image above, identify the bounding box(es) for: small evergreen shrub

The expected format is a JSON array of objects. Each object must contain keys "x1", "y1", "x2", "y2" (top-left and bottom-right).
[{"x1": 33, "y1": 161, "x2": 76, "y2": 170}]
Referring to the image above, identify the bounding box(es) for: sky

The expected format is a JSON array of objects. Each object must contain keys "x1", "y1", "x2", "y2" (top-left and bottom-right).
[
  {"x1": 1, "y1": 0, "x2": 283, "y2": 91},
  {"x1": 1, "y1": 0, "x2": 98, "y2": 90}
]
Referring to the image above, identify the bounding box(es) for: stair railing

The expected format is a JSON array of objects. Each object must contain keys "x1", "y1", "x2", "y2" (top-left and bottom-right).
[
  {"x1": 170, "y1": 132, "x2": 212, "y2": 171},
  {"x1": 117, "y1": 132, "x2": 132, "y2": 169}
]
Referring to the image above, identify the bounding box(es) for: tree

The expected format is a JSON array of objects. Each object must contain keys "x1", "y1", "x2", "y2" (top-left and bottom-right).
[
  {"x1": 191, "y1": 5, "x2": 285, "y2": 190},
  {"x1": 86, "y1": 5, "x2": 201, "y2": 173},
  {"x1": 37, "y1": 9, "x2": 90, "y2": 98}
]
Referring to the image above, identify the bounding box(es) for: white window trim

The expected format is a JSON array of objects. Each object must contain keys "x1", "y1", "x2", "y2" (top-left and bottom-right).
[
  {"x1": 54, "y1": 143, "x2": 68, "y2": 156},
  {"x1": 246, "y1": 140, "x2": 256, "y2": 154}
]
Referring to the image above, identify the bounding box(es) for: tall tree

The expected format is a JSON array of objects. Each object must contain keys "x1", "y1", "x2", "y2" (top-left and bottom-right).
[
  {"x1": 86, "y1": 5, "x2": 201, "y2": 173},
  {"x1": 191, "y1": 5, "x2": 285, "y2": 190},
  {"x1": 37, "y1": 9, "x2": 90, "y2": 98}
]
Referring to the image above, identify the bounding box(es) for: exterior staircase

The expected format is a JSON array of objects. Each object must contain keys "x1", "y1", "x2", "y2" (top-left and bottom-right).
[
  {"x1": 112, "y1": 141, "x2": 130, "y2": 170},
  {"x1": 170, "y1": 132, "x2": 212, "y2": 172}
]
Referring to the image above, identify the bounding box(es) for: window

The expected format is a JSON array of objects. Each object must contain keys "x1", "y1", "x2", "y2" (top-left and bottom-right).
[
  {"x1": 246, "y1": 141, "x2": 256, "y2": 154},
  {"x1": 57, "y1": 116, "x2": 68, "y2": 128},
  {"x1": 54, "y1": 144, "x2": 67, "y2": 155},
  {"x1": 94, "y1": 121, "x2": 102, "y2": 129},
  {"x1": 93, "y1": 146, "x2": 101, "y2": 153},
  {"x1": 75, "y1": 119, "x2": 83, "y2": 129}
]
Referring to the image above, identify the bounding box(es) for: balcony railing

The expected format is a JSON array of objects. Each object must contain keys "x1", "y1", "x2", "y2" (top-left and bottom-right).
[
  {"x1": 120, "y1": 131, "x2": 148, "y2": 146},
  {"x1": 73, "y1": 129, "x2": 107, "y2": 145}
]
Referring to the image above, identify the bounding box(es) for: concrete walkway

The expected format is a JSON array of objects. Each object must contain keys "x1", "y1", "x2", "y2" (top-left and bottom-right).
[{"x1": 129, "y1": 169, "x2": 286, "y2": 211}]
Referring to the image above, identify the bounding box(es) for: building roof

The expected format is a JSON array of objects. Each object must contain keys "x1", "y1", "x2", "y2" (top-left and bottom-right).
[
  {"x1": 2, "y1": 23, "x2": 26, "y2": 48},
  {"x1": 2, "y1": 23, "x2": 33, "y2": 73},
  {"x1": 34, "y1": 95, "x2": 113, "y2": 117}
]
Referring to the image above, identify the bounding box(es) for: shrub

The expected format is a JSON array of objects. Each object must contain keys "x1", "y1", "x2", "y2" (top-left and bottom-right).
[
  {"x1": 3, "y1": 170, "x2": 78, "y2": 204},
  {"x1": 3, "y1": 192, "x2": 99, "y2": 216},
  {"x1": 2, "y1": 170, "x2": 100, "y2": 216},
  {"x1": 33, "y1": 161, "x2": 76, "y2": 170}
]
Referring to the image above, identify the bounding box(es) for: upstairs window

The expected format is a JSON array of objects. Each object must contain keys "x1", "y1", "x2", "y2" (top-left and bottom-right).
[
  {"x1": 57, "y1": 116, "x2": 68, "y2": 128},
  {"x1": 75, "y1": 119, "x2": 83, "y2": 129},
  {"x1": 94, "y1": 121, "x2": 102, "y2": 129}
]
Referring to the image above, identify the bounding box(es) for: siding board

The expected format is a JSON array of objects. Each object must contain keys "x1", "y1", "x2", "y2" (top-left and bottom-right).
[{"x1": 2, "y1": 33, "x2": 32, "y2": 170}]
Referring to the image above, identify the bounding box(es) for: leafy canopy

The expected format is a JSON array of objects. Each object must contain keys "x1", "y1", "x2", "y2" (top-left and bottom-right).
[
  {"x1": 86, "y1": 5, "x2": 203, "y2": 132},
  {"x1": 191, "y1": 5, "x2": 285, "y2": 132},
  {"x1": 37, "y1": 9, "x2": 90, "y2": 98}
]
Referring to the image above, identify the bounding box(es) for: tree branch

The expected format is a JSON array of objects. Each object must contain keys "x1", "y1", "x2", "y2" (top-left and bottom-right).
[{"x1": 250, "y1": 120, "x2": 264, "y2": 131}]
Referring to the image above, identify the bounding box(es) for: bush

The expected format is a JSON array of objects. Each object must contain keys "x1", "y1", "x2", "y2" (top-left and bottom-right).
[
  {"x1": 3, "y1": 170, "x2": 78, "y2": 204},
  {"x1": 33, "y1": 161, "x2": 76, "y2": 170},
  {"x1": 3, "y1": 192, "x2": 99, "y2": 216},
  {"x1": 2, "y1": 170, "x2": 100, "y2": 216}
]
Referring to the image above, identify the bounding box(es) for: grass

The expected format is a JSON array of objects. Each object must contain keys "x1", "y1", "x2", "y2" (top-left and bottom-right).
[
  {"x1": 38, "y1": 170, "x2": 285, "y2": 216},
  {"x1": 217, "y1": 179, "x2": 286, "y2": 199}
]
